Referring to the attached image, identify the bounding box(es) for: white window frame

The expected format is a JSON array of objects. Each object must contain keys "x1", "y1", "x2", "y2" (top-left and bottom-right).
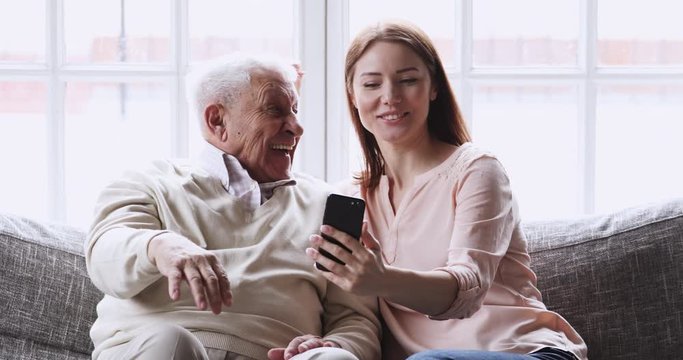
[
  {"x1": 3, "y1": 0, "x2": 683, "y2": 224},
  {"x1": 324, "y1": 0, "x2": 683, "y2": 217},
  {"x1": 1, "y1": 0, "x2": 328, "y2": 224}
]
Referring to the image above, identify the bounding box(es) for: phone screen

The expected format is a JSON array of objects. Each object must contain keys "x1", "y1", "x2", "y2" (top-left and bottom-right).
[{"x1": 316, "y1": 194, "x2": 365, "y2": 272}]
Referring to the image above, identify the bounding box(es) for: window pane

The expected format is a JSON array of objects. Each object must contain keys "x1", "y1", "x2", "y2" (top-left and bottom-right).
[
  {"x1": 598, "y1": 0, "x2": 683, "y2": 67},
  {"x1": 0, "y1": 0, "x2": 45, "y2": 64},
  {"x1": 0, "y1": 81, "x2": 48, "y2": 220},
  {"x1": 64, "y1": 0, "x2": 171, "y2": 64},
  {"x1": 64, "y1": 81, "x2": 171, "y2": 228},
  {"x1": 472, "y1": 85, "x2": 580, "y2": 220},
  {"x1": 596, "y1": 85, "x2": 683, "y2": 213},
  {"x1": 348, "y1": 0, "x2": 457, "y2": 68},
  {"x1": 189, "y1": 0, "x2": 297, "y2": 63},
  {"x1": 473, "y1": 0, "x2": 579, "y2": 68}
]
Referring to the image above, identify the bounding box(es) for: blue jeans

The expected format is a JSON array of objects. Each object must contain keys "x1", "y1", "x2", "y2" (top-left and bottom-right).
[{"x1": 406, "y1": 347, "x2": 577, "y2": 360}]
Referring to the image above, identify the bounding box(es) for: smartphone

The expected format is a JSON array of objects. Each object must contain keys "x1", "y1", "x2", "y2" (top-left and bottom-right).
[{"x1": 315, "y1": 194, "x2": 366, "y2": 272}]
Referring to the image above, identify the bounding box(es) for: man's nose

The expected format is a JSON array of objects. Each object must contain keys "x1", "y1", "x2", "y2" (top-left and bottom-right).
[
  {"x1": 382, "y1": 83, "x2": 401, "y2": 105},
  {"x1": 284, "y1": 114, "x2": 304, "y2": 136}
]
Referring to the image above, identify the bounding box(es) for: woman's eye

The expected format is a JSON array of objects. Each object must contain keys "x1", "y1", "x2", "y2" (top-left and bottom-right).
[
  {"x1": 363, "y1": 82, "x2": 380, "y2": 89},
  {"x1": 400, "y1": 78, "x2": 417, "y2": 84}
]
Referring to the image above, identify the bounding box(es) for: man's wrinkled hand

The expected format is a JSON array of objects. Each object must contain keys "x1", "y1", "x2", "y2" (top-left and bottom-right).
[
  {"x1": 267, "y1": 334, "x2": 339, "y2": 360},
  {"x1": 147, "y1": 233, "x2": 232, "y2": 314}
]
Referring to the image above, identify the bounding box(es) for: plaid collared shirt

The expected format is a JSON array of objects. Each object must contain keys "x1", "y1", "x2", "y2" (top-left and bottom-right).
[{"x1": 197, "y1": 145, "x2": 296, "y2": 212}]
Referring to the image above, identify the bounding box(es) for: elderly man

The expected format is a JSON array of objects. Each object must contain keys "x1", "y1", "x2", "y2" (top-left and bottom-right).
[{"x1": 85, "y1": 54, "x2": 380, "y2": 360}]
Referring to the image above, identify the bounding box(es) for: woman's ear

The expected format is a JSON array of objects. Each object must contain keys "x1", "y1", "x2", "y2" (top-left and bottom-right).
[
  {"x1": 430, "y1": 87, "x2": 437, "y2": 101},
  {"x1": 204, "y1": 104, "x2": 227, "y2": 141}
]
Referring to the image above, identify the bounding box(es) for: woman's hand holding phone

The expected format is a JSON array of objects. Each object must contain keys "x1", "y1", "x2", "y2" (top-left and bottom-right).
[
  {"x1": 314, "y1": 194, "x2": 365, "y2": 271},
  {"x1": 306, "y1": 221, "x2": 387, "y2": 296}
]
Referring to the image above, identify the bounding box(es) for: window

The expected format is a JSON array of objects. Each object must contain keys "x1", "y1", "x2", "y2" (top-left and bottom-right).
[
  {"x1": 2, "y1": 0, "x2": 682, "y2": 227},
  {"x1": 0, "y1": 0, "x2": 311, "y2": 228},
  {"x1": 332, "y1": 0, "x2": 683, "y2": 220}
]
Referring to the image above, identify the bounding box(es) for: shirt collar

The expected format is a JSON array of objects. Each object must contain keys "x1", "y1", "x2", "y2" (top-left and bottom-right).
[{"x1": 196, "y1": 144, "x2": 296, "y2": 199}]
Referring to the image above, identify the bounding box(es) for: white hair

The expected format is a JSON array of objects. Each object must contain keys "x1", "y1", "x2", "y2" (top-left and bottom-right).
[{"x1": 185, "y1": 52, "x2": 298, "y2": 135}]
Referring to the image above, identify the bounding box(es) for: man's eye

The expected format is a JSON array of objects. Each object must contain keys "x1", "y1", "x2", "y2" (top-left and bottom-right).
[{"x1": 267, "y1": 106, "x2": 281, "y2": 115}]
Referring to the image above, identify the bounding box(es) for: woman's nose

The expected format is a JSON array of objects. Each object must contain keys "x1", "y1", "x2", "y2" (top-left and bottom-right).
[{"x1": 381, "y1": 84, "x2": 401, "y2": 105}]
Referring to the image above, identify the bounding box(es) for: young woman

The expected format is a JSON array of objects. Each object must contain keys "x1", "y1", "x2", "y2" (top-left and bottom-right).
[{"x1": 305, "y1": 21, "x2": 587, "y2": 360}]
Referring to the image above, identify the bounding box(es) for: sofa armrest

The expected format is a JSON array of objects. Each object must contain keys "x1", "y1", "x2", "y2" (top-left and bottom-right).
[
  {"x1": 523, "y1": 199, "x2": 683, "y2": 360},
  {"x1": 0, "y1": 213, "x2": 101, "y2": 359}
]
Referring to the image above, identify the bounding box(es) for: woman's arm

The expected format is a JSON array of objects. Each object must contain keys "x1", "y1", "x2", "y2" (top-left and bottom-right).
[{"x1": 307, "y1": 155, "x2": 517, "y2": 319}]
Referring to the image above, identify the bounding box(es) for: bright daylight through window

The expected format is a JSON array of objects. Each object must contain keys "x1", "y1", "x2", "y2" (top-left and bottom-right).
[{"x1": 0, "y1": 0, "x2": 682, "y2": 228}]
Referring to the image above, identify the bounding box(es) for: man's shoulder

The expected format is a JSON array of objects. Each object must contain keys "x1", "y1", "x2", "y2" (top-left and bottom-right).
[
  {"x1": 124, "y1": 158, "x2": 193, "y2": 175},
  {"x1": 116, "y1": 159, "x2": 205, "y2": 187},
  {"x1": 291, "y1": 171, "x2": 332, "y2": 190}
]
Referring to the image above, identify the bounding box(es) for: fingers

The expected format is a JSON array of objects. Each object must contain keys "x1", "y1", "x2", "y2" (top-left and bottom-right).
[
  {"x1": 198, "y1": 263, "x2": 222, "y2": 314},
  {"x1": 306, "y1": 246, "x2": 344, "y2": 274},
  {"x1": 183, "y1": 265, "x2": 208, "y2": 310},
  {"x1": 297, "y1": 336, "x2": 325, "y2": 353},
  {"x1": 211, "y1": 261, "x2": 233, "y2": 307},
  {"x1": 320, "y1": 225, "x2": 364, "y2": 252},
  {"x1": 284, "y1": 335, "x2": 324, "y2": 360},
  {"x1": 185, "y1": 256, "x2": 233, "y2": 314},
  {"x1": 151, "y1": 234, "x2": 232, "y2": 312},
  {"x1": 267, "y1": 348, "x2": 285, "y2": 360},
  {"x1": 309, "y1": 234, "x2": 355, "y2": 267},
  {"x1": 166, "y1": 268, "x2": 183, "y2": 301}
]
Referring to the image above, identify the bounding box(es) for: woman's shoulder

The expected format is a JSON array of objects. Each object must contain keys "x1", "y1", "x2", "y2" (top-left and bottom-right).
[{"x1": 439, "y1": 142, "x2": 497, "y2": 171}]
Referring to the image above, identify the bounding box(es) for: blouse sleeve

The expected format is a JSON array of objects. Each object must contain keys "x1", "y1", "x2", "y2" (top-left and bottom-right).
[{"x1": 428, "y1": 155, "x2": 518, "y2": 320}]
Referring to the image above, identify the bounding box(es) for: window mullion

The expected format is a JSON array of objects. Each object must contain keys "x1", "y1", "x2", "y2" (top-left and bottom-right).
[
  {"x1": 460, "y1": 0, "x2": 474, "y2": 131},
  {"x1": 325, "y1": 0, "x2": 349, "y2": 182},
  {"x1": 297, "y1": 0, "x2": 326, "y2": 180},
  {"x1": 582, "y1": 0, "x2": 598, "y2": 215},
  {"x1": 170, "y1": 0, "x2": 188, "y2": 158},
  {"x1": 47, "y1": 0, "x2": 66, "y2": 222}
]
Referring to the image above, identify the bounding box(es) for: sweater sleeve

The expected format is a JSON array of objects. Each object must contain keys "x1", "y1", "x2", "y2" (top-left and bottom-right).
[
  {"x1": 84, "y1": 170, "x2": 169, "y2": 299},
  {"x1": 321, "y1": 283, "x2": 381, "y2": 359},
  {"x1": 429, "y1": 155, "x2": 517, "y2": 320}
]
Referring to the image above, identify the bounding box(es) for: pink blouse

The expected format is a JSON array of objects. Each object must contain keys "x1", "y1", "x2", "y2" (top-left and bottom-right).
[{"x1": 348, "y1": 143, "x2": 587, "y2": 360}]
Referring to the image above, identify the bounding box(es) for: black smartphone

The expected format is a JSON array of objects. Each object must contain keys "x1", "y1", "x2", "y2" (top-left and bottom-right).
[{"x1": 315, "y1": 194, "x2": 366, "y2": 272}]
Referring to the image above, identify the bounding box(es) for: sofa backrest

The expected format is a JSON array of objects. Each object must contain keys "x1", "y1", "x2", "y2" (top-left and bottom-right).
[
  {"x1": 1, "y1": 198, "x2": 681, "y2": 359},
  {"x1": 524, "y1": 198, "x2": 683, "y2": 360},
  {"x1": 0, "y1": 214, "x2": 98, "y2": 360}
]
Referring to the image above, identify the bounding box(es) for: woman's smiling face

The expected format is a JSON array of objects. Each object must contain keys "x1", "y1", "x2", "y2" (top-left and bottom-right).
[{"x1": 350, "y1": 41, "x2": 436, "y2": 147}]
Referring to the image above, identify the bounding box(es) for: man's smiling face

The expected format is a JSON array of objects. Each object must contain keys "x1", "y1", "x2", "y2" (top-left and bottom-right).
[{"x1": 223, "y1": 69, "x2": 303, "y2": 183}]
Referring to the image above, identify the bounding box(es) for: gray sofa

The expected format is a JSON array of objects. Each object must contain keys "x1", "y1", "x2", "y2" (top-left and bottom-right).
[{"x1": 1, "y1": 199, "x2": 681, "y2": 360}]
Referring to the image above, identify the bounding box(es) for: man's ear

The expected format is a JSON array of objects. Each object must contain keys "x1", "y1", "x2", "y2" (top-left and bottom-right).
[{"x1": 204, "y1": 104, "x2": 227, "y2": 141}]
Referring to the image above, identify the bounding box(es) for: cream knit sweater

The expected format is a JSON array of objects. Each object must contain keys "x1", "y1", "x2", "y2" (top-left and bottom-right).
[{"x1": 85, "y1": 159, "x2": 380, "y2": 359}]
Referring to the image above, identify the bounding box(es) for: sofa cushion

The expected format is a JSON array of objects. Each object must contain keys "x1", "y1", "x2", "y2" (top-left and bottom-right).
[
  {"x1": 524, "y1": 199, "x2": 683, "y2": 360},
  {"x1": 0, "y1": 213, "x2": 100, "y2": 360}
]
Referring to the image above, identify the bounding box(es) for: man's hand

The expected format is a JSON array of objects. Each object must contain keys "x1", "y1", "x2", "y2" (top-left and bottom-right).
[
  {"x1": 267, "y1": 335, "x2": 339, "y2": 360},
  {"x1": 147, "y1": 233, "x2": 232, "y2": 314}
]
